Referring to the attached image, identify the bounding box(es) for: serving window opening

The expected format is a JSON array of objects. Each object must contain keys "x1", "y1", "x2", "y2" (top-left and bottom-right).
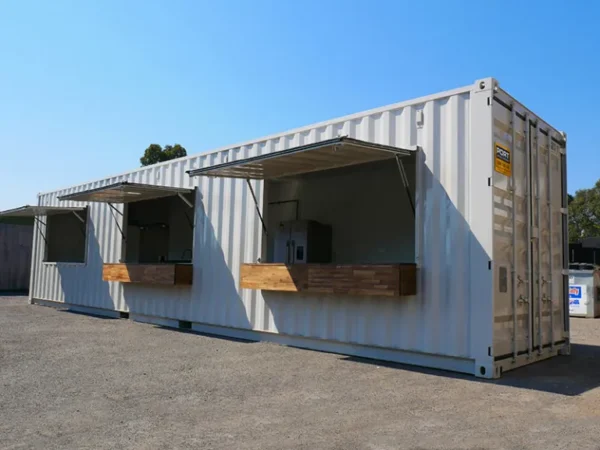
[
  {"x1": 123, "y1": 193, "x2": 195, "y2": 264},
  {"x1": 45, "y1": 208, "x2": 88, "y2": 263},
  {"x1": 264, "y1": 158, "x2": 416, "y2": 266},
  {"x1": 188, "y1": 137, "x2": 419, "y2": 297},
  {"x1": 58, "y1": 182, "x2": 196, "y2": 286},
  {"x1": 0, "y1": 205, "x2": 89, "y2": 264}
]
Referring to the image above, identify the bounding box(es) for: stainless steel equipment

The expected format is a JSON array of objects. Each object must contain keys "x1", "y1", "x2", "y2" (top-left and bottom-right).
[{"x1": 273, "y1": 220, "x2": 332, "y2": 264}]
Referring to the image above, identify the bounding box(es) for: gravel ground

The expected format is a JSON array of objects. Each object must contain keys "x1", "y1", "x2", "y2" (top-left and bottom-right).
[{"x1": 2, "y1": 294, "x2": 600, "y2": 450}]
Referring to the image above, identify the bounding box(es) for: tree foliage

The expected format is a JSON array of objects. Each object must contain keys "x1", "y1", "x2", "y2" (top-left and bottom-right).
[
  {"x1": 569, "y1": 180, "x2": 600, "y2": 242},
  {"x1": 140, "y1": 144, "x2": 187, "y2": 166}
]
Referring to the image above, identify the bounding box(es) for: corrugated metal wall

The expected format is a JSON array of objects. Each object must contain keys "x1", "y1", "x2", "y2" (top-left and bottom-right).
[
  {"x1": 31, "y1": 80, "x2": 495, "y2": 360},
  {"x1": 0, "y1": 224, "x2": 33, "y2": 291},
  {"x1": 492, "y1": 89, "x2": 568, "y2": 358}
]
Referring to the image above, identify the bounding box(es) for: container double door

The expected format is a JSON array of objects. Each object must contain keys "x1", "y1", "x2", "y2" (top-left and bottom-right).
[
  {"x1": 514, "y1": 120, "x2": 564, "y2": 354},
  {"x1": 493, "y1": 105, "x2": 565, "y2": 358}
]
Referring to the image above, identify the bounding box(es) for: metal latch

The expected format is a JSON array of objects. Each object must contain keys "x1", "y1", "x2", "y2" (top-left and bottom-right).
[{"x1": 516, "y1": 275, "x2": 528, "y2": 285}]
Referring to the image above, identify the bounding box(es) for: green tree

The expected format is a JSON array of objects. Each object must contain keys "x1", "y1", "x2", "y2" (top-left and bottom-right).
[
  {"x1": 140, "y1": 144, "x2": 187, "y2": 166},
  {"x1": 569, "y1": 180, "x2": 600, "y2": 242}
]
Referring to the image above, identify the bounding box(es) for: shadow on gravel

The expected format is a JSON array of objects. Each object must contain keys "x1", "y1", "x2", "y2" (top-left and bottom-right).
[
  {"x1": 493, "y1": 343, "x2": 600, "y2": 396},
  {"x1": 342, "y1": 343, "x2": 600, "y2": 396},
  {"x1": 59, "y1": 309, "x2": 118, "y2": 320},
  {"x1": 154, "y1": 324, "x2": 255, "y2": 344}
]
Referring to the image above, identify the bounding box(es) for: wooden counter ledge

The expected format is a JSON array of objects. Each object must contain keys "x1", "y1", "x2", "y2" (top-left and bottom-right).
[
  {"x1": 103, "y1": 263, "x2": 193, "y2": 285},
  {"x1": 240, "y1": 263, "x2": 416, "y2": 297}
]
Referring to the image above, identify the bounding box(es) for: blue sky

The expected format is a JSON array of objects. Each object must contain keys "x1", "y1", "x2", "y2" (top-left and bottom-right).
[{"x1": 0, "y1": 0, "x2": 598, "y2": 210}]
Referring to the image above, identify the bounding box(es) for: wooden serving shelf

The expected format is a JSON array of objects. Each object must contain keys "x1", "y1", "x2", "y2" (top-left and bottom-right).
[
  {"x1": 103, "y1": 263, "x2": 193, "y2": 285},
  {"x1": 240, "y1": 263, "x2": 416, "y2": 297}
]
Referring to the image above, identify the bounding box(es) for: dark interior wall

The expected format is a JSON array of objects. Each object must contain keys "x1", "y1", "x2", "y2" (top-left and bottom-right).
[
  {"x1": 569, "y1": 243, "x2": 600, "y2": 265},
  {"x1": 168, "y1": 196, "x2": 194, "y2": 261},
  {"x1": 46, "y1": 211, "x2": 87, "y2": 263},
  {"x1": 125, "y1": 194, "x2": 194, "y2": 263},
  {"x1": 127, "y1": 197, "x2": 169, "y2": 263},
  {"x1": 265, "y1": 158, "x2": 416, "y2": 264}
]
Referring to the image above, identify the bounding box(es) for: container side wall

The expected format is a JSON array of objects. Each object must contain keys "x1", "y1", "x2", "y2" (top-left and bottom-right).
[{"x1": 32, "y1": 84, "x2": 482, "y2": 361}]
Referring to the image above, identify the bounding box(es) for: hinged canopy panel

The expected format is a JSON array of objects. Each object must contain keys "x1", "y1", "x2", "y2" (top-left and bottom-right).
[
  {"x1": 0, "y1": 205, "x2": 85, "y2": 217},
  {"x1": 187, "y1": 137, "x2": 417, "y2": 179},
  {"x1": 57, "y1": 182, "x2": 194, "y2": 203}
]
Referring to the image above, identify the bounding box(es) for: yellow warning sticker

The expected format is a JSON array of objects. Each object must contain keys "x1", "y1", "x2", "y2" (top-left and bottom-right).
[{"x1": 494, "y1": 143, "x2": 511, "y2": 177}]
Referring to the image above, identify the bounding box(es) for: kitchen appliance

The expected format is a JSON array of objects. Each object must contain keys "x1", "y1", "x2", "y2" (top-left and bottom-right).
[{"x1": 273, "y1": 220, "x2": 332, "y2": 264}]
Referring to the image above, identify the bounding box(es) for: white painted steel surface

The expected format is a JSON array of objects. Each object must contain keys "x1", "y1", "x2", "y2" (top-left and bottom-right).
[{"x1": 29, "y1": 78, "x2": 568, "y2": 377}]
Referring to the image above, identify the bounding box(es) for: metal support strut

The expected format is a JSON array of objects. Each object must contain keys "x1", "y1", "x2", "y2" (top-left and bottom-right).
[
  {"x1": 72, "y1": 210, "x2": 87, "y2": 238},
  {"x1": 177, "y1": 193, "x2": 194, "y2": 208},
  {"x1": 107, "y1": 203, "x2": 127, "y2": 242},
  {"x1": 34, "y1": 217, "x2": 48, "y2": 244},
  {"x1": 395, "y1": 155, "x2": 415, "y2": 215},
  {"x1": 246, "y1": 179, "x2": 268, "y2": 236}
]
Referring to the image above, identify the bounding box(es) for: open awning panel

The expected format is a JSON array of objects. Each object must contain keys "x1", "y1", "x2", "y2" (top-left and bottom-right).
[
  {"x1": 187, "y1": 137, "x2": 417, "y2": 180},
  {"x1": 58, "y1": 182, "x2": 194, "y2": 204},
  {"x1": 0, "y1": 205, "x2": 86, "y2": 218}
]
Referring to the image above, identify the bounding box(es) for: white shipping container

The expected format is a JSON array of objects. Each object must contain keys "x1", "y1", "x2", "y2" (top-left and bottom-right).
[{"x1": 5, "y1": 77, "x2": 567, "y2": 378}]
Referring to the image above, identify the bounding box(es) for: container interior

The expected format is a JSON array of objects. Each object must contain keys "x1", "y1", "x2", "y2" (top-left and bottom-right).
[
  {"x1": 45, "y1": 209, "x2": 88, "y2": 263},
  {"x1": 263, "y1": 158, "x2": 416, "y2": 265},
  {"x1": 124, "y1": 194, "x2": 195, "y2": 264}
]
